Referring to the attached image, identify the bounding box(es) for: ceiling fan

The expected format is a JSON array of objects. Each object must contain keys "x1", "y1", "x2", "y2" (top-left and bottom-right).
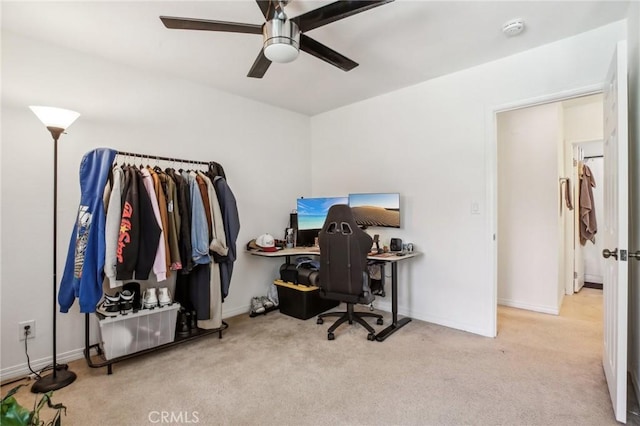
[{"x1": 160, "y1": 0, "x2": 394, "y2": 78}]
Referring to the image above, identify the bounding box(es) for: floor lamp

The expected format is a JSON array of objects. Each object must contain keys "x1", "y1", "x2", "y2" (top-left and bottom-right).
[{"x1": 29, "y1": 106, "x2": 80, "y2": 393}]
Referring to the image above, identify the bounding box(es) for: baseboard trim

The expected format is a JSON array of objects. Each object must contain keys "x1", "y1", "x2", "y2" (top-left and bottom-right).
[
  {"x1": 497, "y1": 298, "x2": 560, "y2": 315},
  {"x1": 373, "y1": 300, "x2": 494, "y2": 338},
  {"x1": 1, "y1": 347, "x2": 85, "y2": 383},
  {"x1": 583, "y1": 282, "x2": 603, "y2": 290},
  {"x1": 2, "y1": 310, "x2": 242, "y2": 383}
]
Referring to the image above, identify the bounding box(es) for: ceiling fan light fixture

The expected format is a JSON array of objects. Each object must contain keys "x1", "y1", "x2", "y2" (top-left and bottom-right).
[
  {"x1": 264, "y1": 40, "x2": 299, "y2": 63},
  {"x1": 263, "y1": 19, "x2": 300, "y2": 63}
]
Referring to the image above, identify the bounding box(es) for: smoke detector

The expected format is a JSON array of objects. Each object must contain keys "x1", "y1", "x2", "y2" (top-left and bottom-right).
[{"x1": 502, "y1": 18, "x2": 525, "y2": 37}]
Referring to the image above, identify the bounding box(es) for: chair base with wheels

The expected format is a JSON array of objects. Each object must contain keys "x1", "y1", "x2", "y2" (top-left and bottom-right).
[{"x1": 317, "y1": 303, "x2": 383, "y2": 341}]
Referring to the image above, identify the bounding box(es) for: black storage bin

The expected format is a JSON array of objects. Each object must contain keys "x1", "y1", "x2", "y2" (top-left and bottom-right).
[{"x1": 274, "y1": 280, "x2": 339, "y2": 320}]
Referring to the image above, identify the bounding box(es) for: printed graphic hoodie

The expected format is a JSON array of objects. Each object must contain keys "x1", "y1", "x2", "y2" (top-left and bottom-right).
[{"x1": 59, "y1": 148, "x2": 117, "y2": 313}]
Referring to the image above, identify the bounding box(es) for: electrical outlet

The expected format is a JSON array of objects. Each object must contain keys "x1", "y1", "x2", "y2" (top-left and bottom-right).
[{"x1": 18, "y1": 320, "x2": 36, "y2": 341}]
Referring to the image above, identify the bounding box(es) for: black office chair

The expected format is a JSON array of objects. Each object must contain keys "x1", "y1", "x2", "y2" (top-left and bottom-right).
[{"x1": 316, "y1": 205, "x2": 383, "y2": 341}]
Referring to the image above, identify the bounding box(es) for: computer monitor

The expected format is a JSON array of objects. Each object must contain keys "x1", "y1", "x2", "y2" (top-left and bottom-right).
[
  {"x1": 348, "y1": 192, "x2": 400, "y2": 228},
  {"x1": 296, "y1": 196, "x2": 348, "y2": 246}
]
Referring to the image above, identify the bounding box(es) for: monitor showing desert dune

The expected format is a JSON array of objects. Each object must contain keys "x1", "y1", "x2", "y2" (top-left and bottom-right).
[{"x1": 348, "y1": 193, "x2": 400, "y2": 228}]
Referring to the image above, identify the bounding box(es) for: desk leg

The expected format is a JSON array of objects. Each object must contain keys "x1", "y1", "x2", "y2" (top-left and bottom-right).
[{"x1": 375, "y1": 261, "x2": 411, "y2": 342}]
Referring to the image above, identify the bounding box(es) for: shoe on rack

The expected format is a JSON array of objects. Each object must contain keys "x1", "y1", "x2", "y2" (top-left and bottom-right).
[
  {"x1": 250, "y1": 297, "x2": 265, "y2": 315},
  {"x1": 119, "y1": 289, "x2": 134, "y2": 314},
  {"x1": 260, "y1": 296, "x2": 274, "y2": 310},
  {"x1": 177, "y1": 309, "x2": 190, "y2": 337},
  {"x1": 96, "y1": 293, "x2": 121, "y2": 317},
  {"x1": 123, "y1": 282, "x2": 141, "y2": 310},
  {"x1": 190, "y1": 310, "x2": 198, "y2": 332},
  {"x1": 158, "y1": 287, "x2": 172, "y2": 307},
  {"x1": 142, "y1": 287, "x2": 158, "y2": 309}
]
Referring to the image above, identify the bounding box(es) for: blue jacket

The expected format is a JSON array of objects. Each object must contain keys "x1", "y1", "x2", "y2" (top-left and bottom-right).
[
  {"x1": 186, "y1": 171, "x2": 211, "y2": 265},
  {"x1": 59, "y1": 148, "x2": 117, "y2": 313}
]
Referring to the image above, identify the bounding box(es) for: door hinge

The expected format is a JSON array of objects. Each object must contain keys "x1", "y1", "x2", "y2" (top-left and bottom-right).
[
  {"x1": 574, "y1": 271, "x2": 578, "y2": 279},
  {"x1": 620, "y1": 249, "x2": 627, "y2": 261}
]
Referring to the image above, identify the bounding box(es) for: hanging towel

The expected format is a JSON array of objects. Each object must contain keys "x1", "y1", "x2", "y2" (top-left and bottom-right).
[{"x1": 579, "y1": 164, "x2": 597, "y2": 245}]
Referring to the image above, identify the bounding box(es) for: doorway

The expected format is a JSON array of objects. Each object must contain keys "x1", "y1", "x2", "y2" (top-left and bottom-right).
[{"x1": 496, "y1": 93, "x2": 604, "y2": 316}]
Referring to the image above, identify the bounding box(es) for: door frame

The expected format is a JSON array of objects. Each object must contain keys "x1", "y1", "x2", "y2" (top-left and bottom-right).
[
  {"x1": 485, "y1": 83, "x2": 603, "y2": 337},
  {"x1": 567, "y1": 138, "x2": 605, "y2": 295}
]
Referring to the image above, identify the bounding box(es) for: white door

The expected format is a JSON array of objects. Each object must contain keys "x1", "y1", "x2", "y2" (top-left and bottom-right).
[
  {"x1": 602, "y1": 40, "x2": 629, "y2": 424},
  {"x1": 573, "y1": 146, "x2": 585, "y2": 293}
]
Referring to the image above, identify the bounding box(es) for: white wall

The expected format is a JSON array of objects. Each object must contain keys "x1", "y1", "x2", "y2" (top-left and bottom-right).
[
  {"x1": 0, "y1": 32, "x2": 311, "y2": 378},
  {"x1": 564, "y1": 97, "x2": 605, "y2": 143},
  {"x1": 497, "y1": 103, "x2": 563, "y2": 314},
  {"x1": 310, "y1": 21, "x2": 625, "y2": 337},
  {"x1": 626, "y1": 0, "x2": 640, "y2": 406}
]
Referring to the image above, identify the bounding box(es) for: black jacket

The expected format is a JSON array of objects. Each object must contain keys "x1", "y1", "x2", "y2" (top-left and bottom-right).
[
  {"x1": 116, "y1": 166, "x2": 140, "y2": 280},
  {"x1": 135, "y1": 168, "x2": 161, "y2": 280}
]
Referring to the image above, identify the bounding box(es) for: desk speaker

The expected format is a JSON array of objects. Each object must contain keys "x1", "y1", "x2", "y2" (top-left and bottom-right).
[{"x1": 390, "y1": 238, "x2": 403, "y2": 252}]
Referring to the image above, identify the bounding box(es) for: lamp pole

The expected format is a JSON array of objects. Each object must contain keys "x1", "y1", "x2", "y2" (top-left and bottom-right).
[{"x1": 29, "y1": 107, "x2": 79, "y2": 393}]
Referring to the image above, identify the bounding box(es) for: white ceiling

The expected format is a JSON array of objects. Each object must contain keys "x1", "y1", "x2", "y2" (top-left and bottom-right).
[{"x1": 1, "y1": 1, "x2": 630, "y2": 116}]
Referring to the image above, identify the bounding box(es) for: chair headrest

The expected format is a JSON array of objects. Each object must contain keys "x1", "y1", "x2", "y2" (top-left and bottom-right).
[{"x1": 321, "y1": 204, "x2": 357, "y2": 234}]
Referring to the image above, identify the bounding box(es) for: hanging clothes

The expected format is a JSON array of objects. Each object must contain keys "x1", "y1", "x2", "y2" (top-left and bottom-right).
[
  {"x1": 148, "y1": 167, "x2": 172, "y2": 277},
  {"x1": 579, "y1": 163, "x2": 597, "y2": 245},
  {"x1": 208, "y1": 161, "x2": 226, "y2": 180},
  {"x1": 71, "y1": 149, "x2": 236, "y2": 323},
  {"x1": 140, "y1": 168, "x2": 167, "y2": 281},
  {"x1": 195, "y1": 173, "x2": 213, "y2": 242},
  {"x1": 158, "y1": 169, "x2": 182, "y2": 271},
  {"x1": 168, "y1": 168, "x2": 193, "y2": 274},
  {"x1": 186, "y1": 170, "x2": 211, "y2": 266},
  {"x1": 116, "y1": 166, "x2": 141, "y2": 280},
  {"x1": 198, "y1": 171, "x2": 228, "y2": 257},
  {"x1": 59, "y1": 148, "x2": 117, "y2": 313},
  {"x1": 212, "y1": 176, "x2": 240, "y2": 300},
  {"x1": 104, "y1": 165, "x2": 124, "y2": 288}
]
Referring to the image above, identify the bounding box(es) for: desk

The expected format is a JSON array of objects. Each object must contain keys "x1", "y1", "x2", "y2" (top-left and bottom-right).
[{"x1": 248, "y1": 247, "x2": 420, "y2": 341}]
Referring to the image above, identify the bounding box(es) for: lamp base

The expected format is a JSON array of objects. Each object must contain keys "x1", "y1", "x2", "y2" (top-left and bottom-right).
[{"x1": 30, "y1": 365, "x2": 76, "y2": 393}]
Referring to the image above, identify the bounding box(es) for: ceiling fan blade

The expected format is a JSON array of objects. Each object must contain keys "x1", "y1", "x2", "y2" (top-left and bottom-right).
[
  {"x1": 300, "y1": 34, "x2": 358, "y2": 72},
  {"x1": 255, "y1": 0, "x2": 273, "y2": 19},
  {"x1": 160, "y1": 16, "x2": 263, "y2": 35},
  {"x1": 292, "y1": 0, "x2": 394, "y2": 33},
  {"x1": 247, "y1": 50, "x2": 272, "y2": 78}
]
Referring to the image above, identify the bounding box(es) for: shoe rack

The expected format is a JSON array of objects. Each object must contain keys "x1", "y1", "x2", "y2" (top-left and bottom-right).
[{"x1": 83, "y1": 312, "x2": 228, "y2": 375}]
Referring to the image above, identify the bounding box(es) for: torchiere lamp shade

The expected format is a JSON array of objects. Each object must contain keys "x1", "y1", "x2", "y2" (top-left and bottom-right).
[{"x1": 29, "y1": 106, "x2": 80, "y2": 130}]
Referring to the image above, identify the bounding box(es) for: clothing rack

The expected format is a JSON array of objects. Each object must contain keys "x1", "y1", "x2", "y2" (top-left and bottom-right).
[
  {"x1": 84, "y1": 150, "x2": 229, "y2": 374},
  {"x1": 116, "y1": 150, "x2": 211, "y2": 166}
]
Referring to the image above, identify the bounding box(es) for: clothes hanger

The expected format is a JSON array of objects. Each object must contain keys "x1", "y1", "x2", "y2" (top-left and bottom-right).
[{"x1": 154, "y1": 156, "x2": 164, "y2": 174}]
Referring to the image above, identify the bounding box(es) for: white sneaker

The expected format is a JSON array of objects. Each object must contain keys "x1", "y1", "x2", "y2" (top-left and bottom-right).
[
  {"x1": 158, "y1": 287, "x2": 172, "y2": 307},
  {"x1": 142, "y1": 288, "x2": 158, "y2": 309},
  {"x1": 250, "y1": 297, "x2": 265, "y2": 315}
]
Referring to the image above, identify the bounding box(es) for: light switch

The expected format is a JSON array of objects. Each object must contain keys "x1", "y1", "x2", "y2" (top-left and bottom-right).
[{"x1": 471, "y1": 202, "x2": 480, "y2": 215}]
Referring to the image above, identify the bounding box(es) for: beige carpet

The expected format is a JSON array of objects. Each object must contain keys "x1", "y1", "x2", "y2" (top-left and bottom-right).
[{"x1": 2, "y1": 289, "x2": 628, "y2": 425}]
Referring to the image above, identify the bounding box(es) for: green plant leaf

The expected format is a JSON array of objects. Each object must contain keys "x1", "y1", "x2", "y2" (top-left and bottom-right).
[
  {"x1": 2, "y1": 384, "x2": 66, "y2": 426},
  {"x1": 1, "y1": 394, "x2": 33, "y2": 426}
]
